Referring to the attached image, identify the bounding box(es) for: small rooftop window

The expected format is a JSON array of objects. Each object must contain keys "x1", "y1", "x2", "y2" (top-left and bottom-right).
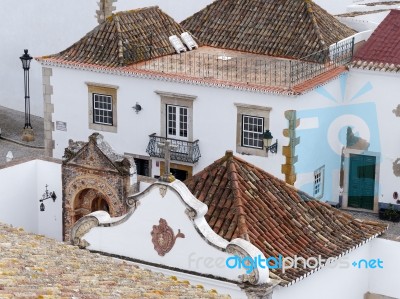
[
  {"x1": 169, "y1": 35, "x2": 186, "y2": 54},
  {"x1": 180, "y1": 32, "x2": 198, "y2": 50}
]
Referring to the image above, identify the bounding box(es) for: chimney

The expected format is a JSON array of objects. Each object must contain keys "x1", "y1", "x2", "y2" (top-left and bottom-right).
[{"x1": 96, "y1": 0, "x2": 117, "y2": 24}]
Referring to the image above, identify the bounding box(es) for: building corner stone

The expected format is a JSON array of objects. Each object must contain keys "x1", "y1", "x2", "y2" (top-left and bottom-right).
[
  {"x1": 42, "y1": 67, "x2": 54, "y2": 157},
  {"x1": 281, "y1": 110, "x2": 299, "y2": 185}
]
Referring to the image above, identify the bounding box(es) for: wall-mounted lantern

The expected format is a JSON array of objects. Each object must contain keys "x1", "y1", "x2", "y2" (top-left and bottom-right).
[
  {"x1": 133, "y1": 102, "x2": 142, "y2": 114},
  {"x1": 263, "y1": 130, "x2": 278, "y2": 154},
  {"x1": 39, "y1": 184, "x2": 57, "y2": 212}
]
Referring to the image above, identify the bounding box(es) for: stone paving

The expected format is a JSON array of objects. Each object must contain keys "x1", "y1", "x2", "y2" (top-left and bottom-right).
[
  {"x1": 0, "y1": 105, "x2": 44, "y2": 165},
  {"x1": 346, "y1": 210, "x2": 400, "y2": 242},
  {"x1": 0, "y1": 223, "x2": 230, "y2": 298}
]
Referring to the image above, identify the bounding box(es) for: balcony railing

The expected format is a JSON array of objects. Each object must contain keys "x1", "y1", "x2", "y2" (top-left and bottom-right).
[
  {"x1": 146, "y1": 133, "x2": 201, "y2": 164},
  {"x1": 132, "y1": 38, "x2": 354, "y2": 89}
]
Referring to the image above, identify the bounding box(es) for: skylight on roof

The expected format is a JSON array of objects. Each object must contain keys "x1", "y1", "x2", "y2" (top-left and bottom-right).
[
  {"x1": 180, "y1": 32, "x2": 198, "y2": 50},
  {"x1": 169, "y1": 35, "x2": 186, "y2": 54}
]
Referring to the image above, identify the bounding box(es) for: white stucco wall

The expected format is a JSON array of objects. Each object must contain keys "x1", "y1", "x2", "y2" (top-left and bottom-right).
[
  {"x1": 369, "y1": 238, "x2": 400, "y2": 298},
  {"x1": 48, "y1": 65, "x2": 299, "y2": 180},
  {"x1": 338, "y1": 11, "x2": 390, "y2": 32},
  {"x1": 45, "y1": 59, "x2": 400, "y2": 207},
  {"x1": 0, "y1": 159, "x2": 62, "y2": 240},
  {"x1": 289, "y1": 73, "x2": 361, "y2": 202},
  {"x1": 0, "y1": 160, "x2": 38, "y2": 231},
  {"x1": 36, "y1": 160, "x2": 63, "y2": 240},
  {"x1": 84, "y1": 182, "x2": 265, "y2": 283},
  {"x1": 291, "y1": 68, "x2": 400, "y2": 206},
  {"x1": 46, "y1": 63, "x2": 366, "y2": 203},
  {"x1": 273, "y1": 242, "x2": 371, "y2": 299},
  {"x1": 274, "y1": 238, "x2": 400, "y2": 298},
  {"x1": 80, "y1": 180, "x2": 271, "y2": 298},
  {"x1": 345, "y1": 69, "x2": 400, "y2": 205}
]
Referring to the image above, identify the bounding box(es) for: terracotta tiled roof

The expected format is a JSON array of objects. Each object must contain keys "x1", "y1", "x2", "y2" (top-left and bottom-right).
[
  {"x1": 0, "y1": 223, "x2": 229, "y2": 298},
  {"x1": 352, "y1": 10, "x2": 400, "y2": 69},
  {"x1": 181, "y1": 0, "x2": 356, "y2": 61},
  {"x1": 184, "y1": 151, "x2": 387, "y2": 286},
  {"x1": 45, "y1": 6, "x2": 187, "y2": 67}
]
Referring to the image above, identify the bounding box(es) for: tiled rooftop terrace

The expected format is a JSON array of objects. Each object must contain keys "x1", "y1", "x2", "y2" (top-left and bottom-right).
[{"x1": 130, "y1": 41, "x2": 354, "y2": 91}]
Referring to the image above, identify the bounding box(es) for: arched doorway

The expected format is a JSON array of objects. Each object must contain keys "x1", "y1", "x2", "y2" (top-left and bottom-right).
[
  {"x1": 73, "y1": 188, "x2": 110, "y2": 223},
  {"x1": 91, "y1": 196, "x2": 110, "y2": 213}
]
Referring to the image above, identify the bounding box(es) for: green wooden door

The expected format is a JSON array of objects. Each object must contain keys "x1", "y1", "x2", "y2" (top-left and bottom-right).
[{"x1": 348, "y1": 154, "x2": 376, "y2": 210}]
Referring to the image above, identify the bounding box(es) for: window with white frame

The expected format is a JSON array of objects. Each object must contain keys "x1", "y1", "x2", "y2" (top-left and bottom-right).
[
  {"x1": 93, "y1": 93, "x2": 113, "y2": 125},
  {"x1": 87, "y1": 83, "x2": 118, "y2": 133},
  {"x1": 235, "y1": 104, "x2": 271, "y2": 157},
  {"x1": 167, "y1": 104, "x2": 188, "y2": 140},
  {"x1": 242, "y1": 115, "x2": 264, "y2": 149},
  {"x1": 313, "y1": 166, "x2": 325, "y2": 198},
  {"x1": 156, "y1": 91, "x2": 196, "y2": 143}
]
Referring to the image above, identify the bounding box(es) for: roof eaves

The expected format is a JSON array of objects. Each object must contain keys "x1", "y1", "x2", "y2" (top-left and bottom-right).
[
  {"x1": 350, "y1": 60, "x2": 400, "y2": 72},
  {"x1": 283, "y1": 226, "x2": 387, "y2": 287}
]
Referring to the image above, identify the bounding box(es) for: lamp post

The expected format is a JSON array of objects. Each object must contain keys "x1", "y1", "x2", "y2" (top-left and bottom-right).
[{"x1": 20, "y1": 49, "x2": 35, "y2": 141}]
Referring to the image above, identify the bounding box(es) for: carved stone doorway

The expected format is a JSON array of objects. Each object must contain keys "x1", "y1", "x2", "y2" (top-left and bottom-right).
[
  {"x1": 62, "y1": 133, "x2": 135, "y2": 241},
  {"x1": 73, "y1": 188, "x2": 111, "y2": 223}
]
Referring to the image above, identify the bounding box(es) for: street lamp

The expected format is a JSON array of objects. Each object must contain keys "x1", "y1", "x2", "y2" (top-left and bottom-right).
[
  {"x1": 263, "y1": 130, "x2": 278, "y2": 154},
  {"x1": 20, "y1": 49, "x2": 35, "y2": 141}
]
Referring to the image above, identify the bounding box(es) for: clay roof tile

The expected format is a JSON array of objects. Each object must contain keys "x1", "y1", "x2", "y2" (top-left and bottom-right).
[
  {"x1": 181, "y1": 0, "x2": 356, "y2": 62},
  {"x1": 184, "y1": 151, "x2": 387, "y2": 286}
]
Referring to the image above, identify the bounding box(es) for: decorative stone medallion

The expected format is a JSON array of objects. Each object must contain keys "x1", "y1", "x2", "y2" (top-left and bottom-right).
[
  {"x1": 159, "y1": 185, "x2": 167, "y2": 198},
  {"x1": 151, "y1": 218, "x2": 185, "y2": 256}
]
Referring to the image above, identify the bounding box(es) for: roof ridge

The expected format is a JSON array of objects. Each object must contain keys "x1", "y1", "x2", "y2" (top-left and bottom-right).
[
  {"x1": 305, "y1": 0, "x2": 326, "y2": 50},
  {"x1": 114, "y1": 5, "x2": 160, "y2": 16},
  {"x1": 114, "y1": 14, "x2": 125, "y2": 66},
  {"x1": 227, "y1": 155, "x2": 250, "y2": 241},
  {"x1": 181, "y1": 0, "x2": 354, "y2": 61}
]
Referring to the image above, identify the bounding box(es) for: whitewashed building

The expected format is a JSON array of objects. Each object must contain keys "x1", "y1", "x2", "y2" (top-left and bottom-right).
[
  {"x1": 36, "y1": 0, "x2": 359, "y2": 197},
  {"x1": 293, "y1": 9, "x2": 400, "y2": 212}
]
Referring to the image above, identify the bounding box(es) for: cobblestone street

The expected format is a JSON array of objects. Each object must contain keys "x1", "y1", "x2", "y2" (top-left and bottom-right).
[
  {"x1": 0, "y1": 139, "x2": 44, "y2": 164},
  {"x1": 0, "y1": 105, "x2": 44, "y2": 165}
]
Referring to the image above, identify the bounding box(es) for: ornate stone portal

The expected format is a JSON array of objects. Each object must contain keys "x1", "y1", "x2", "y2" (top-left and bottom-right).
[{"x1": 62, "y1": 133, "x2": 136, "y2": 241}]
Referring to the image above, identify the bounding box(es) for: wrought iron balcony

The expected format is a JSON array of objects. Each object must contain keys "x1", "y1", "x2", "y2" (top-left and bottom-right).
[{"x1": 146, "y1": 133, "x2": 201, "y2": 164}]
